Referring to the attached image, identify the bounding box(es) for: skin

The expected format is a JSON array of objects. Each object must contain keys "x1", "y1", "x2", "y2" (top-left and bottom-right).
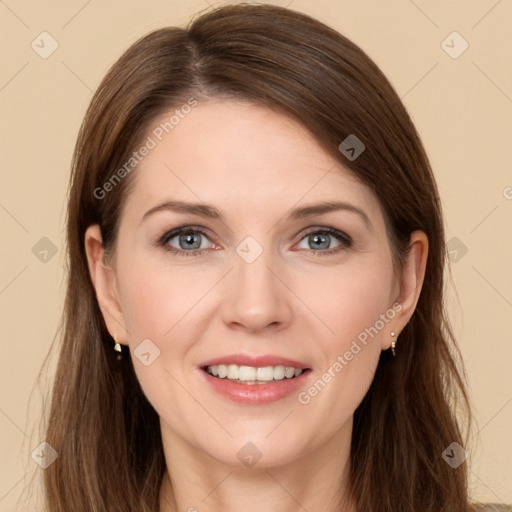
[{"x1": 85, "y1": 100, "x2": 428, "y2": 512}]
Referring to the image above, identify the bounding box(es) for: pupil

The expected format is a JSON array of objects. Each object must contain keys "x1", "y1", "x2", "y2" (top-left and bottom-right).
[
  {"x1": 181, "y1": 232, "x2": 201, "y2": 250},
  {"x1": 311, "y1": 233, "x2": 329, "y2": 250}
]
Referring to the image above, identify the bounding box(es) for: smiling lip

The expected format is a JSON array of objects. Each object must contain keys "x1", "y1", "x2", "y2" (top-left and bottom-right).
[
  {"x1": 198, "y1": 353, "x2": 312, "y2": 405},
  {"x1": 200, "y1": 367, "x2": 312, "y2": 405}
]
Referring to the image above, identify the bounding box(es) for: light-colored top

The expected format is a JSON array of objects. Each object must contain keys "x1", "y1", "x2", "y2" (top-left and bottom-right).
[{"x1": 474, "y1": 505, "x2": 512, "y2": 511}]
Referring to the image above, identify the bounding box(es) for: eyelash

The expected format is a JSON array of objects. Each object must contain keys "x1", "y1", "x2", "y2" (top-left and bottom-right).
[{"x1": 157, "y1": 225, "x2": 353, "y2": 257}]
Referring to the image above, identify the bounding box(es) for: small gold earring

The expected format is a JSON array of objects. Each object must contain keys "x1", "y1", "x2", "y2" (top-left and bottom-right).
[
  {"x1": 390, "y1": 331, "x2": 396, "y2": 357},
  {"x1": 113, "y1": 334, "x2": 122, "y2": 353}
]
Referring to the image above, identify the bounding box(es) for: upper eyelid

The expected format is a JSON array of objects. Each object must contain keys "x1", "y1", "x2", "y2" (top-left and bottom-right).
[
  {"x1": 161, "y1": 225, "x2": 349, "y2": 238},
  {"x1": 161, "y1": 225, "x2": 212, "y2": 241},
  {"x1": 161, "y1": 225, "x2": 352, "y2": 248}
]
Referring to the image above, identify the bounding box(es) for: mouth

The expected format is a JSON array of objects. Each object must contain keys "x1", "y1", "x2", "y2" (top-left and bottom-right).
[
  {"x1": 201, "y1": 364, "x2": 312, "y2": 385},
  {"x1": 198, "y1": 354, "x2": 313, "y2": 404}
]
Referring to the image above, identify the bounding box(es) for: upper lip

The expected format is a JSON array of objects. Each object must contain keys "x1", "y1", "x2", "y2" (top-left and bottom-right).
[{"x1": 199, "y1": 354, "x2": 310, "y2": 369}]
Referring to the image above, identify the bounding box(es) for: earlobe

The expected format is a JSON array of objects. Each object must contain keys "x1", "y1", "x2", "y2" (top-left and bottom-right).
[
  {"x1": 384, "y1": 230, "x2": 428, "y2": 349},
  {"x1": 84, "y1": 224, "x2": 129, "y2": 345}
]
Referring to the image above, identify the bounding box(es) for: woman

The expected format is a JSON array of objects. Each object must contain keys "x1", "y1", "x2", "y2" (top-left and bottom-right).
[{"x1": 30, "y1": 3, "x2": 506, "y2": 511}]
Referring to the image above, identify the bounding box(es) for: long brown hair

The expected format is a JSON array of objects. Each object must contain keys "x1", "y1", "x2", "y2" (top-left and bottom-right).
[{"x1": 24, "y1": 3, "x2": 481, "y2": 511}]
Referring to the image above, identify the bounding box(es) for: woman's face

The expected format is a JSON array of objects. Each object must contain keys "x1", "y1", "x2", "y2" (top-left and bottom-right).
[{"x1": 87, "y1": 99, "x2": 419, "y2": 469}]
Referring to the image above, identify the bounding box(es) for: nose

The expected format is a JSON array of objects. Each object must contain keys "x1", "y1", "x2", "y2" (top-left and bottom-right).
[{"x1": 220, "y1": 247, "x2": 293, "y2": 333}]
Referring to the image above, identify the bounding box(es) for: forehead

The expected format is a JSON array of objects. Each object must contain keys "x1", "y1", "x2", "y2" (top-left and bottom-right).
[{"x1": 122, "y1": 100, "x2": 382, "y2": 223}]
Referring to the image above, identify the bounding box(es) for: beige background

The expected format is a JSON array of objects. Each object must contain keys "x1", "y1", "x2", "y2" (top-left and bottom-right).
[{"x1": 1, "y1": 0, "x2": 511, "y2": 509}]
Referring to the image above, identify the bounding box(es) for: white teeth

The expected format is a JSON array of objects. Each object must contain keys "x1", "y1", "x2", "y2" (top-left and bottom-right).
[
  {"x1": 284, "y1": 366, "x2": 295, "y2": 378},
  {"x1": 238, "y1": 366, "x2": 257, "y2": 381},
  {"x1": 256, "y1": 366, "x2": 274, "y2": 381},
  {"x1": 227, "y1": 364, "x2": 238, "y2": 379},
  {"x1": 273, "y1": 365, "x2": 285, "y2": 380},
  {"x1": 206, "y1": 364, "x2": 305, "y2": 382}
]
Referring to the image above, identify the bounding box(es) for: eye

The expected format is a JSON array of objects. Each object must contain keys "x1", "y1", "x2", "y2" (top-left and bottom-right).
[
  {"x1": 295, "y1": 227, "x2": 352, "y2": 255},
  {"x1": 159, "y1": 227, "x2": 216, "y2": 256},
  {"x1": 158, "y1": 225, "x2": 352, "y2": 257}
]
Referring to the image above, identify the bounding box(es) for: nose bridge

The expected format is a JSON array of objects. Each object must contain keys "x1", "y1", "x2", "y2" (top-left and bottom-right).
[
  {"x1": 236, "y1": 242, "x2": 276, "y2": 292},
  {"x1": 234, "y1": 238, "x2": 280, "y2": 301},
  {"x1": 221, "y1": 236, "x2": 292, "y2": 330}
]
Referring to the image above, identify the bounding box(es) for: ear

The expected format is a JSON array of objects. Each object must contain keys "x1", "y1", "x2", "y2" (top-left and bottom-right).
[
  {"x1": 383, "y1": 230, "x2": 428, "y2": 350},
  {"x1": 84, "y1": 224, "x2": 129, "y2": 346}
]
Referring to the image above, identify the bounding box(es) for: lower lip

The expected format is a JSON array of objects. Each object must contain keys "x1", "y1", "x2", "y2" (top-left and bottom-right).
[{"x1": 200, "y1": 368, "x2": 312, "y2": 405}]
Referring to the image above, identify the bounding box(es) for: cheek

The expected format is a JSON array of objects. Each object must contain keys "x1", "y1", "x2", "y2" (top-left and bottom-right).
[
  {"x1": 116, "y1": 260, "x2": 201, "y2": 427},
  {"x1": 292, "y1": 262, "x2": 393, "y2": 414},
  {"x1": 295, "y1": 261, "x2": 394, "y2": 343},
  {"x1": 117, "y1": 255, "x2": 211, "y2": 340}
]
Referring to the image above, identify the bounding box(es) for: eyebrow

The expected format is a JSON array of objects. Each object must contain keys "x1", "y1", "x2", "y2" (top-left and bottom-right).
[{"x1": 141, "y1": 200, "x2": 372, "y2": 230}]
